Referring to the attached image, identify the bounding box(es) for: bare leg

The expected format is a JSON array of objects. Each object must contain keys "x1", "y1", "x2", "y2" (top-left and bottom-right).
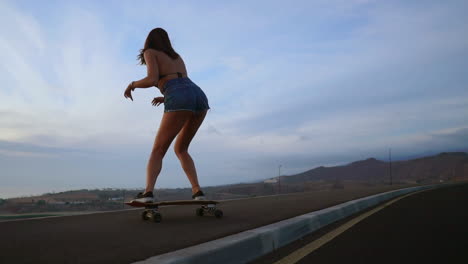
[
  {"x1": 145, "y1": 111, "x2": 193, "y2": 193},
  {"x1": 177, "y1": 153, "x2": 200, "y2": 194},
  {"x1": 174, "y1": 110, "x2": 208, "y2": 194}
]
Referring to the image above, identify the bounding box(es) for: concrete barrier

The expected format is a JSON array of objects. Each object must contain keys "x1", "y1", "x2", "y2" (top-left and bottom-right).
[{"x1": 134, "y1": 183, "x2": 453, "y2": 264}]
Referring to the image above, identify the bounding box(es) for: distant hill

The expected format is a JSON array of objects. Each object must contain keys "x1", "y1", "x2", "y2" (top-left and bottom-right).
[
  {"x1": 3, "y1": 152, "x2": 467, "y2": 215},
  {"x1": 280, "y1": 152, "x2": 468, "y2": 184}
]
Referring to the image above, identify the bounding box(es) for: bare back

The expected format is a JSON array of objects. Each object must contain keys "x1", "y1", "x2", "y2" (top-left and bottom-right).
[{"x1": 151, "y1": 49, "x2": 188, "y2": 89}]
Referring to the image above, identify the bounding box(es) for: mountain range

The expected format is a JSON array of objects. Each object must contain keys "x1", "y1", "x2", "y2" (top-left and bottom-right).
[{"x1": 279, "y1": 152, "x2": 468, "y2": 184}]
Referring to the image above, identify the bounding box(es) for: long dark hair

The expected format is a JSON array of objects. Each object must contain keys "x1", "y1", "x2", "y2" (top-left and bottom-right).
[{"x1": 137, "y1": 28, "x2": 180, "y2": 65}]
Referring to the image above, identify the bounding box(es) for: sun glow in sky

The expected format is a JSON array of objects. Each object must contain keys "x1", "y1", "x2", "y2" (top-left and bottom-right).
[{"x1": 1, "y1": 0, "x2": 468, "y2": 198}]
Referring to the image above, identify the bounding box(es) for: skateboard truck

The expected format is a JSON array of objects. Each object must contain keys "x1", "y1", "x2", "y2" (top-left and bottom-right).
[{"x1": 197, "y1": 203, "x2": 223, "y2": 218}]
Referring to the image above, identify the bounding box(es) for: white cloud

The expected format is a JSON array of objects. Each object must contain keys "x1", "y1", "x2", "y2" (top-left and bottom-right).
[{"x1": 0, "y1": 1, "x2": 157, "y2": 149}]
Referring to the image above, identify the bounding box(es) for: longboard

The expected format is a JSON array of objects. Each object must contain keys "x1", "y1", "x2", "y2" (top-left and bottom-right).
[{"x1": 125, "y1": 200, "x2": 223, "y2": 223}]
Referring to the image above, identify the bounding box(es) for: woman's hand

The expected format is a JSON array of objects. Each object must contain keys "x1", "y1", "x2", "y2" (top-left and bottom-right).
[
  {"x1": 152, "y1": 97, "x2": 164, "y2": 107},
  {"x1": 124, "y1": 82, "x2": 135, "y2": 101}
]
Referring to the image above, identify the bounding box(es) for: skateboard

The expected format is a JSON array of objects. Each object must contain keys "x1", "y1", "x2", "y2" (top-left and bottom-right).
[{"x1": 125, "y1": 200, "x2": 223, "y2": 223}]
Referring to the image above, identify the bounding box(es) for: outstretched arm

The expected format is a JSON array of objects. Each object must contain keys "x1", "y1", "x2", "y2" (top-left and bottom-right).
[
  {"x1": 124, "y1": 50, "x2": 159, "y2": 101},
  {"x1": 132, "y1": 49, "x2": 160, "y2": 88}
]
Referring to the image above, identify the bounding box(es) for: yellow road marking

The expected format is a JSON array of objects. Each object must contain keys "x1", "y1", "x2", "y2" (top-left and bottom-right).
[{"x1": 273, "y1": 190, "x2": 428, "y2": 264}]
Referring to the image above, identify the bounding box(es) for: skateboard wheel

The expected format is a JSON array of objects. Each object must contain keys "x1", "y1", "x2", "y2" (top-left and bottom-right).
[
  {"x1": 152, "y1": 212, "x2": 162, "y2": 223},
  {"x1": 196, "y1": 208, "x2": 204, "y2": 216},
  {"x1": 142, "y1": 210, "x2": 150, "y2": 221},
  {"x1": 214, "y1": 209, "x2": 223, "y2": 218}
]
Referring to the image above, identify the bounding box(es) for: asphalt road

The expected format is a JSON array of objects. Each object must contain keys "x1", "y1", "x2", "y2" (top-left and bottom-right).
[
  {"x1": 252, "y1": 183, "x2": 468, "y2": 264},
  {"x1": 0, "y1": 185, "x2": 411, "y2": 264}
]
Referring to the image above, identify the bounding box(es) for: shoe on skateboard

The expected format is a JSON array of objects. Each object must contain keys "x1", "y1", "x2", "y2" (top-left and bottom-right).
[
  {"x1": 130, "y1": 191, "x2": 155, "y2": 203},
  {"x1": 192, "y1": 190, "x2": 206, "y2": 201}
]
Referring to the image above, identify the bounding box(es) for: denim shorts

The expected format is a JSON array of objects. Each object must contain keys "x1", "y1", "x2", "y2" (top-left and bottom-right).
[{"x1": 162, "y1": 77, "x2": 210, "y2": 113}]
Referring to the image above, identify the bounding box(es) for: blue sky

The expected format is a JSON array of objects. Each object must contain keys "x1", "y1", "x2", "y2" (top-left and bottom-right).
[{"x1": 1, "y1": 0, "x2": 468, "y2": 198}]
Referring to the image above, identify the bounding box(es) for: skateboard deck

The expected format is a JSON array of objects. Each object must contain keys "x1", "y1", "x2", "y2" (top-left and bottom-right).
[
  {"x1": 125, "y1": 199, "x2": 218, "y2": 207},
  {"x1": 125, "y1": 199, "x2": 223, "y2": 223}
]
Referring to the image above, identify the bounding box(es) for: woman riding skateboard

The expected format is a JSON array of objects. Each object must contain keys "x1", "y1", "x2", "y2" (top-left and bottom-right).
[{"x1": 124, "y1": 28, "x2": 210, "y2": 203}]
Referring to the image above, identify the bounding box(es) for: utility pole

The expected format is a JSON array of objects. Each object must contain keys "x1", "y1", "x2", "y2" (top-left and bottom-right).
[
  {"x1": 389, "y1": 148, "x2": 393, "y2": 185},
  {"x1": 278, "y1": 165, "x2": 282, "y2": 194},
  {"x1": 122, "y1": 189, "x2": 126, "y2": 209}
]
